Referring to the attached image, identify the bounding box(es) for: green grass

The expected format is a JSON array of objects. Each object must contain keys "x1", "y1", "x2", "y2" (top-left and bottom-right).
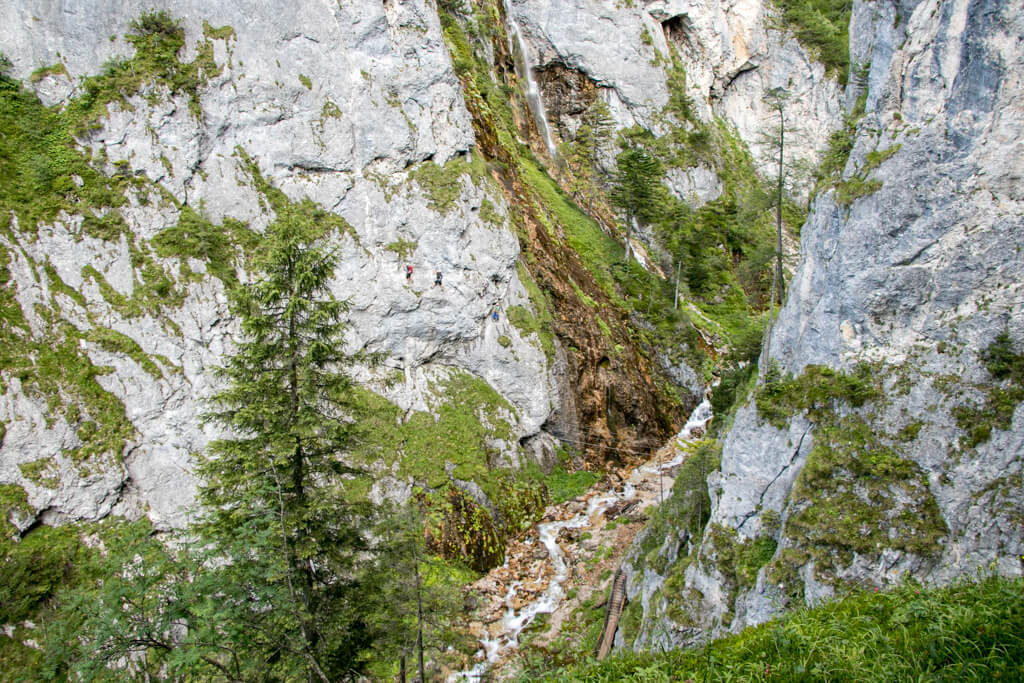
[
  {"x1": 85, "y1": 326, "x2": 166, "y2": 379},
  {"x1": 750, "y1": 363, "x2": 947, "y2": 599},
  {"x1": 409, "y1": 154, "x2": 488, "y2": 214},
  {"x1": 951, "y1": 332, "x2": 1024, "y2": 448},
  {"x1": 772, "y1": 0, "x2": 853, "y2": 84},
  {"x1": 536, "y1": 574, "x2": 1024, "y2": 681},
  {"x1": 756, "y1": 362, "x2": 878, "y2": 428},
  {"x1": 778, "y1": 414, "x2": 946, "y2": 592},
  {"x1": 544, "y1": 466, "x2": 601, "y2": 504},
  {"x1": 65, "y1": 10, "x2": 225, "y2": 128},
  {"x1": 347, "y1": 372, "x2": 549, "y2": 571},
  {"x1": 151, "y1": 204, "x2": 249, "y2": 285}
]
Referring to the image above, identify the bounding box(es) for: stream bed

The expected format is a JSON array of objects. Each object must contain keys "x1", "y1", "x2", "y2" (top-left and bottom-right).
[{"x1": 453, "y1": 399, "x2": 713, "y2": 680}]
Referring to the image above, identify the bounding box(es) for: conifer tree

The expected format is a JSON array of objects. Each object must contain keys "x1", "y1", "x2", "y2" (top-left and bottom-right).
[
  {"x1": 195, "y1": 201, "x2": 377, "y2": 681},
  {"x1": 64, "y1": 202, "x2": 381, "y2": 681},
  {"x1": 366, "y1": 502, "x2": 473, "y2": 681},
  {"x1": 562, "y1": 99, "x2": 614, "y2": 214},
  {"x1": 759, "y1": 87, "x2": 791, "y2": 373},
  {"x1": 610, "y1": 144, "x2": 662, "y2": 262}
]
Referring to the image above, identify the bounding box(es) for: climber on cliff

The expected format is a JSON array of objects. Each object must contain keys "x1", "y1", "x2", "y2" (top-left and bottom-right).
[
  {"x1": 492, "y1": 310, "x2": 499, "y2": 322},
  {"x1": 434, "y1": 270, "x2": 442, "y2": 288},
  {"x1": 406, "y1": 264, "x2": 413, "y2": 281}
]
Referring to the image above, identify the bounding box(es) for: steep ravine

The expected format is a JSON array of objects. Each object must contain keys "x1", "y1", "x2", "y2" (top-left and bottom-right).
[
  {"x1": 621, "y1": 0, "x2": 1024, "y2": 654},
  {"x1": 454, "y1": 399, "x2": 713, "y2": 680}
]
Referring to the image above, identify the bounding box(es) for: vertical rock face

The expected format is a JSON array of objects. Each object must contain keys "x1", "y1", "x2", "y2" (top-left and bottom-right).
[
  {"x1": 627, "y1": 0, "x2": 1024, "y2": 651},
  {"x1": 508, "y1": 0, "x2": 842, "y2": 186},
  {"x1": 0, "y1": 0, "x2": 570, "y2": 529}
]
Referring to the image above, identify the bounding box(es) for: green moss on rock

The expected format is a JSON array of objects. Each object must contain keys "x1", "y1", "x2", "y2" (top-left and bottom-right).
[{"x1": 784, "y1": 415, "x2": 947, "y2": 582}]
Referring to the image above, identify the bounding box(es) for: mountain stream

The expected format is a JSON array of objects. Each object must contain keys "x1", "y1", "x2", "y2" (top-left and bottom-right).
[{"x1": 453, "y1": 398, "x2": 714, "y2": 680}]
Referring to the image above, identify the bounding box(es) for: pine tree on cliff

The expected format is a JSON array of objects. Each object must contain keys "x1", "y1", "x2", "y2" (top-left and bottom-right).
[
  {"x1": 759, "y1": 86, "x2": 791, "y2": 373},
  {"x1": 59, "y1": 203, "x2": 381, "y2": 681},
  {"x1": 195, "y1": 201, "x2": 378, "y2": 681},
  {"x1": 610, "y1": 144, "x2": 662, "y2": 262}
]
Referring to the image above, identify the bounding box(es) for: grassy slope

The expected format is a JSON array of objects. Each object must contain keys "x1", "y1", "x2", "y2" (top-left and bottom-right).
[{"x1": 537, "y1": 575, "x2": 1024, "y2": 681}]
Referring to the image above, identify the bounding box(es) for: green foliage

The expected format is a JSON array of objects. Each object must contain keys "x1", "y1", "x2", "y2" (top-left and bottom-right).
[
  {"x1": 424, "y1": 484, "x2": 504, "y2": 571},
  {"x1": 0, "y1": 524, "x2": 98, "y2": 625},
  {"x1": 347, "y1": 372, "x2": 550, "y2": 571},
  {"x1": 756, "y1": 362, "x2": 879, "y2": 427},
  {"x1": 772, "y1": 0, "x2": 853, "y2": 84},
  {"x1": 507, "y1": 304, "x2": 555, "y2": 360},
  {"x1": 981, "y1": 330, "x2": 1024, "y2": 382},
  {"x1": 703, "y1": 526, "x2": 780, "y2": 616},
  {"x1": 753, "y1": 363, "x2": 946, "y2": 597},
  {"x1": 1, "y1": 315, "x2": 136, "y2": 465},
  {"x1": 409, "y1": 154, "x2": 487, "y2": 214},
  {"x1": 0, "y1": 484, "x2": 30, "y2": 538},
  {"x1": 560, "y1": 98, "x2": 614, "y2": 208},
  {"x1": 634, "y1": 439, "x2": 721, "y2": 576},
  {"x1": 298, "y1": 73, "x2": 312, "y2": 89},
  {"x1": 365, "y1": 503, "x2": 475, "y2": 679},
  {"x1": 663, "y1": 55, "x2": 696, "y2": 123},
  {"x1": 835, "y1": 175, "x2": 883, "y2": 206},
  {"x1": 85, "y1": 327, "x2": 165, "y2": 379},
  {"x1": 29, "y1": 63, "x2": 69, "y2": 83},
  {"x1": 0, "y1": 518, "x2": 149, "y2": 680},
  {"x1": 385, "y1": 238, "x2": 418, "y2": 260},
  {"x1": 952, "y1": 332, "x2": 1024, "y2": 448},
  {"x1": 537, "y1": 575, "x2": 1024, "y2": 681},
  {"x1": 862, "y1": 144, "x2": 901, "y2": 174},
  {"x1": 813, "y1": 93, "x2": 864, "y2": 192},
  {"x1": 610, "y1": 145, "x2": 664, "y2": 240},
  {"x1": 66, "y1": 10, "x2": 223, "y2": 128},
  {"x1": 544, "y1": 466, "x2": 601, "y2": 504},
  {"x1": 782, "y1": 415, "x2": 946, "y2": 579},
  {"x1": 0, "y1": 67, "x2": 136, "y2": 237},
  {"x1": 181, "y1": 203, "x2": 379, "y2": 680},
  {"x1": 709, "y1": 363, "x2": 757, "y2": 434},
  {"x1": 151, "y1": 204, "x2": 250, "y2": 285}
]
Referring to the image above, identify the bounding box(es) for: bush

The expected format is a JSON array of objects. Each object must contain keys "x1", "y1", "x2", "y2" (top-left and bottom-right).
[{"x1": 773, "y1": 0, "x2": 853, "y2": 84}]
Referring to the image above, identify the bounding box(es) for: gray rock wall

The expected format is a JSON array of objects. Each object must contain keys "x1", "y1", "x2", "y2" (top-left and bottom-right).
[
  {"x1": 0, "y1": 0, "x2": 564, "y2": 529},
  {"x1": 627, "y1": 0, "x2": 1024, "y2": 650},
  {"x1": 508, "y1": 0, "x2": 843, "y2": 191}
]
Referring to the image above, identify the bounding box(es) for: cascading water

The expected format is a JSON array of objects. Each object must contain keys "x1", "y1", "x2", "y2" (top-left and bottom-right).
[
  {"x1": 503, "y1": 0, "x2": 558, "y2": 159},
  {"x1": 452, "y1": 397, "x2": 714, "y2": 681}
]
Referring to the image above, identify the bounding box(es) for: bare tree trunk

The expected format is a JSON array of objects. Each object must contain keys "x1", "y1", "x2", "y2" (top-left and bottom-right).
[
  {"x1": 623, "y1": 205, "x2": 634, "y2": 262},
  {"x1": 776, "y1": 112, "x2": 785, "y2": 311},
  {"x1": 761, "y1": 96, "x2": 786, "y2": 376},
  {"x1": 414, "y1": 544, "x2": 425, "y2": 683},
  {"x1": 673, "y1": 258, "x2": 682, "y2": 310}
]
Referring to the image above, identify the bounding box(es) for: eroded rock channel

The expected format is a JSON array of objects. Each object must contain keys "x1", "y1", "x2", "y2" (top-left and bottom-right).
[{"x1": 454, "y1": 399, "x2": 713, "y2": 680}]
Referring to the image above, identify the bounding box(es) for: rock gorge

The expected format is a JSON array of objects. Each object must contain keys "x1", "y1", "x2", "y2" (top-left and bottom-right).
[{"x1": 1, "y1": 0, "x2": 1021, "y2": 674}]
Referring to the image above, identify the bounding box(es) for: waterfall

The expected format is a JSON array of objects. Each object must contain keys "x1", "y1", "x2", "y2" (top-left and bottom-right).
[{"x1": 504, "y1": 0, "x2": 558, "y2": 159}]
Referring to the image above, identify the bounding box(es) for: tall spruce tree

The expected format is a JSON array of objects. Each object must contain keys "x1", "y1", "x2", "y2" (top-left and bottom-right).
[
  {"x1": 610, "y1": 144, "x2": 662, "y2": 262},
  {"x1": 57, "y1": 203, "x2": 379, "y2": 682},
  {"x1": 366, "y1": 502, "x2": 473, "y2": 681},
  {"x1": 195, "y1": 201, "x2": 377, "y2": 681},
  {"x1": 758, "y1": 87, "x2": 791, "y2": 373}
]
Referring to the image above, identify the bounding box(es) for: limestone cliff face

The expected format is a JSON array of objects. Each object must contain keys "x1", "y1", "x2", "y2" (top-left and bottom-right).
[
  {"x1": 0, "y1": 0, "x2": 845, "y2": 535},
  {"x1": 625, "y1": 0, "x2": 1024, "y2": 651},
  {"x1": 0, "y1": 0, "x2": 564, "y2": 530},
  {"x1": 509, "y1": 0, "x2": 842, "y2": 192}
]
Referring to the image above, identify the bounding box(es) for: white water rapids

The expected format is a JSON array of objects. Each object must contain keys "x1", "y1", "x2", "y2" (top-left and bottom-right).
[{"x1": 452, "y1": 398, "x2": 713, "y2": 681}]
